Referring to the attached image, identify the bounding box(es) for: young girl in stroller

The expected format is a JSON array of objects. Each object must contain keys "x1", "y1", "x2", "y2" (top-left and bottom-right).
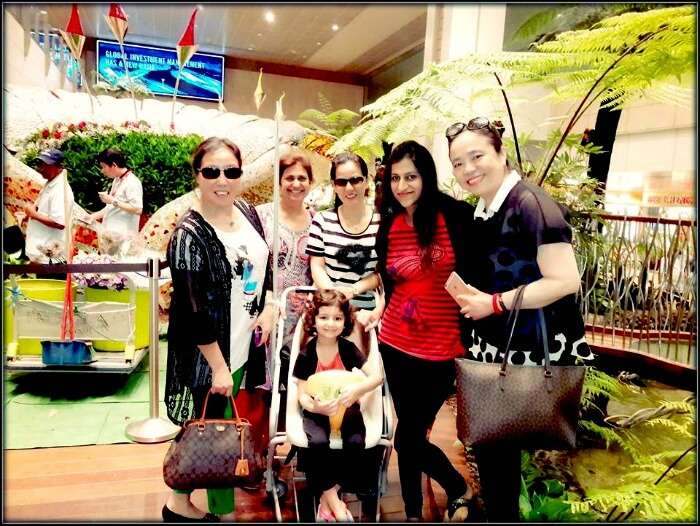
[{"x1": 292, "y1": 289, "x2": 383, "y2": 521}]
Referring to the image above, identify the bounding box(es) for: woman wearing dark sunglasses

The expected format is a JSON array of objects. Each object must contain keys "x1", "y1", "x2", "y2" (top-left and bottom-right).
[
  {"x1": 306, "y1": 152, "x2": 383, "y2": 330},
  {"x1": 374, "y1": 140, "x2": 477, "y2": 522},
  {"x1": 446, "y1": 118, "x2": 594, "y2": 521},
  {"x1": 163, "y1": 137, "x2": 278, "y2": 522}
]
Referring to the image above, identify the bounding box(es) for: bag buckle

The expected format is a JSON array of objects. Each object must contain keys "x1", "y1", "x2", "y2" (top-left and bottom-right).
[
  {"x1": 544, "y1": 370, "x2": 553, "y2": 378},
  {"x1": 498, "y1": 370, "x2": 507, "y2": 377}
]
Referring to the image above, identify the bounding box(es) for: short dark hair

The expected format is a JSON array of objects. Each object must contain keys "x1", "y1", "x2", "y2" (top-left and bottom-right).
[
  {"x1": 279, "y1": 150, "x2": 313, "y2": 183},
  {"x1": 97, "y1": 148, "x2": 128, "y2": 168},
  {"x1": 329, "y1": 152, "x2": 369, "y2": 209},
  {"x1": 191, "y1": 137, "x2": 242, "y2": 174}
]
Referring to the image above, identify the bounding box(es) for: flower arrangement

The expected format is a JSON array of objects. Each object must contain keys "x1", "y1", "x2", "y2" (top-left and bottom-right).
[
  {"x1": 72, "y1": 251, "x2": 129, "y2": 291},
  {"x1": 17, "y1": 120, "x2": 152, "y2": 160}
]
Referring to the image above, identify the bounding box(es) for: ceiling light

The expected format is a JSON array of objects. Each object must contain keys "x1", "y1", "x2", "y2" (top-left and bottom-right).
[
  {"x1": 290, "y1": 49, "x2": 297, "y2": 54},
  {"x1": 331, "y1": 24, "x2": 339, "y2": 31},
  {"x1": 316, "y1": 41, "x2": 322, "y2": 46},
  {"x1": 39, "y1": 10, "x2": 47, "y2": 14},
  {"x1": 264, "y1": 11, "x2": 275, "y2": 23},
  {"x1": 248, "y1": 45, "x2": 255, "y2": 51},
  {"x1": 257, "y1": 32, "x2": 263, "y2": 37}
]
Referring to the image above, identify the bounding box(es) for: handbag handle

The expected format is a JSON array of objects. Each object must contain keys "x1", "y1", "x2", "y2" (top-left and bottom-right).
[
  {"x1": 499, "y1": 285, "x2": 553, "y2": 391},
  {"x1": 199, "y1": 390, "x2": 244, "y2": 423}
]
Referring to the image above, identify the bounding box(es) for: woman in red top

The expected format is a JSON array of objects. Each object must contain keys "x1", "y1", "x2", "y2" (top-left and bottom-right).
[{"x1": 374, "y1": 141, "x2": 477, "y2": 521}]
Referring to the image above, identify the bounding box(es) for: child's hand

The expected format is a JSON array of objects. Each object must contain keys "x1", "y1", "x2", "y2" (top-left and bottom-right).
[
  {"x1": 338, "y1": 383, "x2": 364, "y2": 408},
  {"x1": 311, "y1": 397, "x2": 340, "y2": 416}
]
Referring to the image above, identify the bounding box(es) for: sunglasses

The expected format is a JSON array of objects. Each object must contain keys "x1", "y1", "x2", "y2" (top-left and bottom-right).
[
  {"x1": 199, "y1": 166, "x2": 243, "y2": 180},
  {"x1": 333, "y1": 176, "x2": 365, "y2": 187},
  {"x1": 445, "y1": 117, "x2": 505, "y2": 142}
]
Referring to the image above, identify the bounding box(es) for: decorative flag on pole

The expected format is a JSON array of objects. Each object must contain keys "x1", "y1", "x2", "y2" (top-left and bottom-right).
[
  {"x1": 254, "y1": 68, "x2": 266, "y2": 113},
  {"x1": 171, "y1": 8, "x2": 199, "y2": 130},
  {"x1": 59, "y1": 4, "x2": 98, "y2": 112},
  {"x1": 274, "y1": 92, "x2": 286, "y2": 122},
  {"x1": 104, "y1": 4, "x2": 139, "y2": 120}
]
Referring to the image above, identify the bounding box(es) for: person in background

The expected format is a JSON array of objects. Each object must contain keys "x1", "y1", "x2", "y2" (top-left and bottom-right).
[
  {"x1": 446, "y1": 117, "x2": 594, "y2": 521},
  {"x1": 306, "y1": 152, "x2": 383, "y2": 331},
  {"x1": 374, "y1": 140, "x2": 476, "y2": 522},
  {"x1": 88, "y1": 147, "x2": 143, "y2": 253},
  {"x1": 24, "y1": 148, "x2": 74, "y2": 273},
  {"x1": 163, "y1": 137, "x2": 278, "y2": 522}
]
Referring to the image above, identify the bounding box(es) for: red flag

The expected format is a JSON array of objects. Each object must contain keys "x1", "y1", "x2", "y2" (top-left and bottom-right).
[
  {"x1": 178, "y1": 8, "x2": 198, "y2": 47},
  {"x1": 108, "y1": 3, "x2": 128, "y2": 20},
  {"x1": 66, "y1": 4, "x2": 84, "y2": 36},
  {"x1": 105, "y1": 3, "x2": 129, "y2": 43}
]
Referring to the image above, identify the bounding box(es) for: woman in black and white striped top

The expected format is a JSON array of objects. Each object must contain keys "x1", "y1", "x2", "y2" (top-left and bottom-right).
[{"x1": 306, "y1": 152, "x2": 383, "y2": 327}]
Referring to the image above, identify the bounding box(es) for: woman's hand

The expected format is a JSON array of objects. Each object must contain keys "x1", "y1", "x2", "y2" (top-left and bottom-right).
[
  {"x1": 338, "y1": 383, "x2": 364, "y2": 408},
  {"x1": 355, "y1": 308, "x2": 381, "y2": 331},
  {"x1": 458, "y1": 284, "x2": 494, "y2": 320},
  {"x1": 335, "y1": 285, "x2": 355, "y2": 301},
  {"x1": 252, "y1": 303, "x2": 279, "y2": 345},
  {"x1": 210, "y1": 365, "x2": 234, "y2": 397}
]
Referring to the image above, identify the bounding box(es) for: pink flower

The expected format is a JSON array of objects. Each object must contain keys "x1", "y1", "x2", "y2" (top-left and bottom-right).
[{"x1": 41, "y1": 129, "x2": 50, "y2": 139}]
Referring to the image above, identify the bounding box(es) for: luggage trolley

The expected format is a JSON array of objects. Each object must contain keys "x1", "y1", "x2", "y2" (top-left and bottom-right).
[{"x1": 265, "y1": 286, "x2": 394, "y2": 522}]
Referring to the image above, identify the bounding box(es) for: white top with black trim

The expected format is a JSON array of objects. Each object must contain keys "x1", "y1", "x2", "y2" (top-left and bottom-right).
[{"x1": 306, "y1": 208, "x2": 380, "y2": 310}]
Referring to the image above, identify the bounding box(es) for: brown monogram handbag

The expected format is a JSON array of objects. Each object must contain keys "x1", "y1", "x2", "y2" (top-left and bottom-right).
[
  {"x1": 163, "y1": 391, "x2": 263, "y2": 490},
  {"x1": 455, "y1": 285, "x2": 586, "y2": 450}
]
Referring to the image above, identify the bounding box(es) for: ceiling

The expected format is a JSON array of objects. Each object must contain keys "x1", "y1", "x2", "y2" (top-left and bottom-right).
[{"x1": 7, "y1": 3, "x2": 427, "y2": 76}]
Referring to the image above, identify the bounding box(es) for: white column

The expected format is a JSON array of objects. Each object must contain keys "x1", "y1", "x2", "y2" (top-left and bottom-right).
[{"x1": 424, "y1": 4, "x2": 507, "y2": 190}]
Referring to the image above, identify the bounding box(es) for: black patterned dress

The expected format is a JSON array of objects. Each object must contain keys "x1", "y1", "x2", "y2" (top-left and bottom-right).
[{"x1": 463, "y1": 180, "x2": 595, "y2": 367}]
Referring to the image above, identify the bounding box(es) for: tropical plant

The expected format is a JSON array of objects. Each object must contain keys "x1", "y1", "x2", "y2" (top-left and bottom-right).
[
  {"x1": 331, "y1": 5, "x2": 694, "y2": 183},
  {"x1": 297, "y1": 92, "x2": 361, "y2": 140}
]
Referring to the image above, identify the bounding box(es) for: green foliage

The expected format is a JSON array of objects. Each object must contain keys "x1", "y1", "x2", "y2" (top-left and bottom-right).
[
  {"x1": 297, "y1": 93, "x2": 361, "y2": 139},
  {"x1": 23, "y1": 130, "x2": 203, "y2": 214},
  {"x1": 580, "y1": 366, "x2": 621, "y2": 414},
  {"x1": 332, "y1": 5, "x2": 694, "y2": 180},
  {"x1": 519, "y1": 451, "x2": 596, "y2": 521}
]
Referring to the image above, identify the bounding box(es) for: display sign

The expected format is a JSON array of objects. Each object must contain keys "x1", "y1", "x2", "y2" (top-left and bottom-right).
[{"x1": 96, "y1": 39, "x2": 225, "y2": 102}]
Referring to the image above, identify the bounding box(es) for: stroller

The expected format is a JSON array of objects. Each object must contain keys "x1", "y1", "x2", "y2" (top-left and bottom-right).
[{"x1": 265, "y1": 286, "x2": 394, "y2": 522}]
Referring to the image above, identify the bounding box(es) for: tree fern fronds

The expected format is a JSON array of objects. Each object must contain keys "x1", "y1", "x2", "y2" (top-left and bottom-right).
[{"x1": 318, "y1": 92, "x2": 333, "y2": 115}]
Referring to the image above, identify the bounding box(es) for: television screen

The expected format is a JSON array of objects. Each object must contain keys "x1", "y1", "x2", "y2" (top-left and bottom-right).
[{"x1": 96, "y1": 40, "x2": 225, "y2": 102}]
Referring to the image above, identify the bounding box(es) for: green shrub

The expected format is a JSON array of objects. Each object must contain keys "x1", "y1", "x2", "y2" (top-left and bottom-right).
[
  {"x1": 20, "y1": 124, "x2": 203, "y2": 215},
  {"x1": 61, "y1": 131, "x2": 203, "y2": 214}
]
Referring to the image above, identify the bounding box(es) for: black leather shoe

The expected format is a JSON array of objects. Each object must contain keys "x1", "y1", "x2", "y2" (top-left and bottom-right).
[{"x1": 162, "y1": 505, "x2": 220, "y2": 523}]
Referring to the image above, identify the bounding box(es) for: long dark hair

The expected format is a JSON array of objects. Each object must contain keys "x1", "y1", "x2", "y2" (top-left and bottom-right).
[
  {"x1": 384, "y1": 140, "x2": 441, "y2": 247},
  {"x1": 330, "y1": 152, "x2": 368, "y2": 209}
]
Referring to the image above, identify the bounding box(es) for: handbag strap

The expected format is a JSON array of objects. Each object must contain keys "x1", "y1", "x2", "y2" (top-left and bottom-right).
[
  {"x1": 199, "y1": 390, "x2": 243, "y2": 423},
  {"x1": 500, "y1": 285, "x2": 552, "y2": 379}
]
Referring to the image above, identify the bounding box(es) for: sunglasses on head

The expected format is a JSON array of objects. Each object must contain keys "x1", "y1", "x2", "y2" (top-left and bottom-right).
[
  {"x1": 445, "y1": 117, "x2": 505, "y2": 142},
  {"x1": 199, "y1": 166, "x2": 243, "y2": 180},
  {"x1": 333, "y1": 176, "x2": 365, "y2": 187}
]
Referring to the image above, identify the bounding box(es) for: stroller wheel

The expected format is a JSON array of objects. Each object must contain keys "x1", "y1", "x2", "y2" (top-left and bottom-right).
[{"x1": 266, "y1": 477, "x2": 288, "y2": 500}]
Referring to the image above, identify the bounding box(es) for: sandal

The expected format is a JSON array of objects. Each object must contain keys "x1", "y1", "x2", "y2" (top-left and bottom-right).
[{"x1": 444, "y1": 492, "x2": 478, "y2": 522}]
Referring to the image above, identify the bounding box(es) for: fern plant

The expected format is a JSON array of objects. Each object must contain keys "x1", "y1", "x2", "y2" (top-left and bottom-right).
[
  {"x1": 297, "y1": 92, "x2": 361, "y2": 140},
  {"x1": 330, "y1": 5, "x2": 695, "y2": 184}
]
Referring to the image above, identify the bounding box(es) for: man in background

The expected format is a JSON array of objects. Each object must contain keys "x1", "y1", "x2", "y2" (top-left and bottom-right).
[{"x1": 24, "y1": 148, "x2": 74, "y2": 269}]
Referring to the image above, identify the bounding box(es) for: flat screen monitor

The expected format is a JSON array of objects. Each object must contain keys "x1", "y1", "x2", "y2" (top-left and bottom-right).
[{"x1": 96, "y1": 39, "x2": 225, "y2": 102}]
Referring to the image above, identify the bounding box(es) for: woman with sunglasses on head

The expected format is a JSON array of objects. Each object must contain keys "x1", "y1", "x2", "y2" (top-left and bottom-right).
[
  {"x1": 306, "y1": 152, "x2": 383, "y2": 331},
  {"x1": 446, "y1": 118, "x2": 594, "y2": 521},
  {"x1": 163, "y1": 137, "x2": 278, "y2": 522},
  {"x1": 374, "y1": 140, "x2": 477, "y2": 522}
]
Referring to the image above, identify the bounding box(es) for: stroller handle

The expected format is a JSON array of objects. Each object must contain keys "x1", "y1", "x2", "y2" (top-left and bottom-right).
[{"x1": 279, "y1": 286, "x2": 317, "y2": 320}]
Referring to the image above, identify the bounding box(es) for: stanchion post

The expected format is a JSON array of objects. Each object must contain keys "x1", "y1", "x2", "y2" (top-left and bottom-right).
[{"x1": 125, "y1": 257, "x2": 180, "y2": 443}]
